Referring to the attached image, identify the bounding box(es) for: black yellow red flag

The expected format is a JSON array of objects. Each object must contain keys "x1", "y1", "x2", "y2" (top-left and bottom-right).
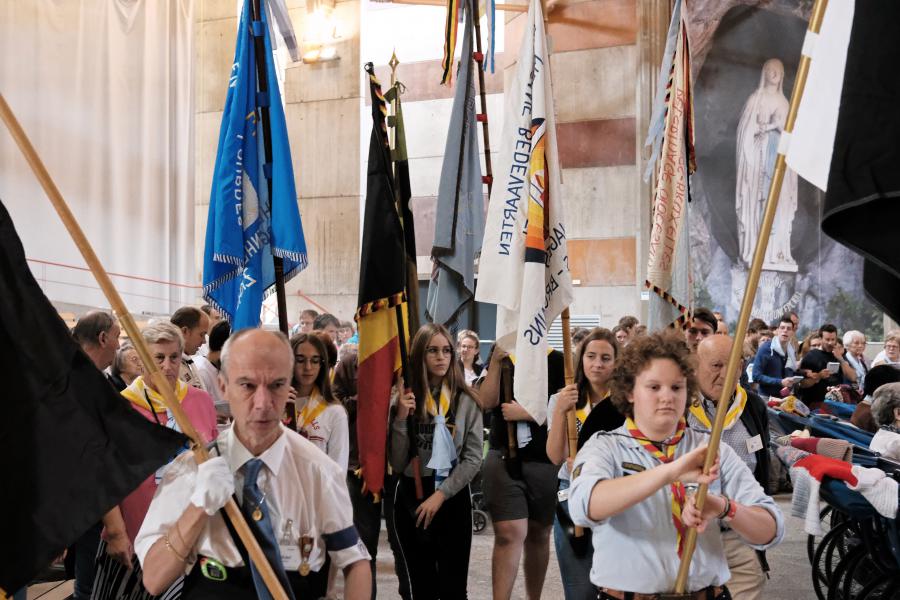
[{"x1": 355, "y1": 64, "x2": 409, "y2": 497}]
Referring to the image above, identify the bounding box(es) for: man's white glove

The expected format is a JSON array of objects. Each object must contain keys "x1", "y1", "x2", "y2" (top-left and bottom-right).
[{"x1": 190, "y1": 457, "x2": 234, "y2": 515}]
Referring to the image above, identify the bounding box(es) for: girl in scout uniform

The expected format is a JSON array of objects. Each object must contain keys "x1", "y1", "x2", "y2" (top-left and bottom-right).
[
  {"x1": 546, "y1": 328, "x2": 623, "y2": 600},
  {"x1": 390, "y1": 323, "x2": 484, "y2": 600},
  {"x1": 288, "y1": 333, "x2": 349, "y2": 471},
  {"x1": 568, "y1": 332, "x2": 784, "y2": 599}
]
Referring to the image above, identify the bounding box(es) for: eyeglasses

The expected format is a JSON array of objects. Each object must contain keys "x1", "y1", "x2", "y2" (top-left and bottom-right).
[
  {"x1": 295, "y1": 355, "x2": 323, "y2": 365},
  {"x1": 426, "y1": 347, "x2": 453, "y2": 356}
]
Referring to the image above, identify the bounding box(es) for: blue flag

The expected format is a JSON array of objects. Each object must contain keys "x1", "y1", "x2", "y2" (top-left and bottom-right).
[{"x1": 203, "y1": 0, "x2": 307, "y2": 330}]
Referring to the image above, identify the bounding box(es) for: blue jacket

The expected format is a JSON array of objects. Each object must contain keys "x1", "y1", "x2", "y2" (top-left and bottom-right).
[{"x1": 753, "y1": 340, "x2": 794, "y2": 398}]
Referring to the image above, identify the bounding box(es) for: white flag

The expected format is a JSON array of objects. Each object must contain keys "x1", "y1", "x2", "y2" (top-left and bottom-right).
[
  {"x1": 785, "y1": 1, "x2": 854, "y2": 191},
  {"x1": 475, "y1": 0, "x2": 573, "y2": 426}
]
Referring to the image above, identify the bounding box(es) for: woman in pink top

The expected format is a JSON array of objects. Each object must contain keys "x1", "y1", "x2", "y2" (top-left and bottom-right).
[{"x1": 94, "y1": 321, "x2": 218, "y2": 600}]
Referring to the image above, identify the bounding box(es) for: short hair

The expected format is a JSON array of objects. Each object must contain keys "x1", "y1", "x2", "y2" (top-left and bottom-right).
[
  {"x1": 313, "y1": 313, "x2": 340, "y2": 331},
  {"x1": 71, "y1": 311, "x2": 116, "y2": 347},
  {"x1": 691, "y1": 307, "x2": 718, "y2": 333},
  {"x1": 818, "y1": 323, "x2": 838, "y2": 336},
  {"x1": 776, "y1": 314, "x2": 794, "y2": 328},
  {"x1": 885, "y1": 331, "x2": 900, "y2": 346},
  {"x1": 171, "y1": 306, "x2": 204, "y2": 330},
  {"x1": 111, "y1": 343, "x2": 137, "y2": 378},
  {"x1": 610, "y1": 331, "x2": 698, "y2": 419},
  {"x1": 142, "y1": 321, "x2": 184, "y2": 354},
  {"x1": 289, "y1": 333, "x2": 337, "y2": 403},
  {"x1": 574, "y1": 328, "x2": 619, "y2": 409},
  {"x1": 748, "y1": 318, "x2": 768, "y2": 334},
  {"x1": 871, "y1": 382, "x2": 900, "y2": 427},
  {"x1": 208, "y1": 320, "x2": 231, "y2": 353},
  {"x1": 571, "y1": 327, "x2": 590, "y2": 346},
  {"x1": 200, "y1": 304, "x2": 216, "y2": 317},
  {"x1": 864, "y1": 365, "x2": 900, "y2": 398},
  {"x1": 310, "y1": 330, "x2": 338, "y2": 368},
  {"x1": 220, "y1": 329, "x2": 291, "y2": 379},
  {"x1": 340, "y1": 320, "x2": 354, "y2": 330},
  {"x1": 618, "y1": 315, "x2": 640, "y2": 331},
  {"x1": 633, "y1": 325, "x2": 647, "y2": 337},
  {"x1": 300, "y1": 309, "x2": 319, "y2": 320}
]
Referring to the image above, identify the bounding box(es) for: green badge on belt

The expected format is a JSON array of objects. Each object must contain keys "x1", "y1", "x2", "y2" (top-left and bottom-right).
[{"x1": 200, "y1": 557, "x2": 228, "y2": 582}]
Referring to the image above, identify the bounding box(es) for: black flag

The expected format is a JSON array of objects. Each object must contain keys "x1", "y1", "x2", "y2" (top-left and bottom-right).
[
  {"x1": 0, "y1": 200, "x2": 187, "y2": 593},
  {"x1": 822, "y1": 1, "x2": 900, "y2": 322}
]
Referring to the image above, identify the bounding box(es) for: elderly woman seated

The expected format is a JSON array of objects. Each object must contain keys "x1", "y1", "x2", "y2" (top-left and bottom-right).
[{"x1": 870, "y1": 382, "x2": 900, "y2": 459}]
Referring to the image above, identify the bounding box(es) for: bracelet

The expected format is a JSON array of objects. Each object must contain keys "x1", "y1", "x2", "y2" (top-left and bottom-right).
[
  {"x1": 716, "y1": 495, "x2": 731, "y2": 521},
  {"x1": 725, "y1": 498, "x2": 739, "y2": 522},
  {"x1": 164, "y1": 533, "x2": 188, "y2": 563}
]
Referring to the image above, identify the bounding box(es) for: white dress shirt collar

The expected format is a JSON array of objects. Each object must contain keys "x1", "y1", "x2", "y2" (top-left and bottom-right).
[{"x1": 221, "y1": 424, "x2": 289, "y2": 477}]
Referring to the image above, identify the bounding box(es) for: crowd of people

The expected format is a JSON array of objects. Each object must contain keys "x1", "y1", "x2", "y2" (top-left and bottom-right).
[{"x1": 42, "y1": 305, "x2": 900, "y2": 600}]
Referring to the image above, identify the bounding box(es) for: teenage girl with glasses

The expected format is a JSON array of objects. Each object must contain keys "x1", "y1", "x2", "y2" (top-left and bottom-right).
[{"x1": 390, "y1": 323, "x2": 484, "y2": 599}]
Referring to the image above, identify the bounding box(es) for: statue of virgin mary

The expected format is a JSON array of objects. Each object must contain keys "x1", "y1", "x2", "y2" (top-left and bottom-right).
[{"x1": 734, "y1": 58, "x2": 798, "y2": 270}]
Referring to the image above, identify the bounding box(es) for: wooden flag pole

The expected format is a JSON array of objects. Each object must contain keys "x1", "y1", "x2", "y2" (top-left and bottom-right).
[
  {"x1": 672, "y1": 0, "x2": 829, "y2": 592},
  {"x1": 0, "y1": 93, "x2": 291, "y2": 600},
  {"x1": 560, "y1": 308, "x2": 583, "y2": 537}
]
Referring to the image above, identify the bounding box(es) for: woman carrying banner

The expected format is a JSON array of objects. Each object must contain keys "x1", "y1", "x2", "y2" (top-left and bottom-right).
[
  {"x1": 93, "y1": 322, "x2": 219, "y2": 600},
  {"x1": 569, "y1": 332, "x2": 783, "y2": 599},
  {"x1": 389, "y1": 323, "x2": 483, "y2": 599},
  {"x1": 546, "y1": 328, "x2": 623, "y2": 600}
]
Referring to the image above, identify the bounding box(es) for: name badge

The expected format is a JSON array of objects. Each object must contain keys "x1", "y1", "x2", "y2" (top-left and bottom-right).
[
  {"x1": 746, "y1": 434, "x2": 764, "y2": 454},
  {"x1": 279, "y1": 519, "x2": 301, "y2": 571}
]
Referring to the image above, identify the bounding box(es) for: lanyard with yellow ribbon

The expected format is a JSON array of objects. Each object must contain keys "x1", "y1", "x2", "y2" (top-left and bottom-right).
[
  {"x1": 625, "y1": 416, "x2": 688, "y2": 558},
  {"x1": 296, "y1": 387, "x2": 328, "y2": 431},
  {"x1": 689, "y1": 385, "x2": 748, "y2": 431},
  {"x1": 425, "y1": 382, "x2": 451, "y2": 418}
]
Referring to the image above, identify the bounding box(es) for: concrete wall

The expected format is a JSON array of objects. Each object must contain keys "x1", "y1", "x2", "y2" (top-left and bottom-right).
[{"x1": 193, "y1": 0, "x2": 667, "y2": 330}]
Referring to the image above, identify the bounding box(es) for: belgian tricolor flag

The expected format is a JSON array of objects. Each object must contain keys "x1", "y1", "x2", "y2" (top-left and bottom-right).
[{"x1": 355, "y1": 64, "x2": 410, "y2": 497}]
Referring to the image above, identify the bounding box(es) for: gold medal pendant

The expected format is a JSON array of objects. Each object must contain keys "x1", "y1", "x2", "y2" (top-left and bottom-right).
[
  {"x1": 299, "y1": 535, "x2": 314, "y2": 576},
  {"x1": 252, "y1": 507, "x2": 263, "y2": 521},
  {"x1": 299, "y1": 562, "x2": 310, "y2": 576}
]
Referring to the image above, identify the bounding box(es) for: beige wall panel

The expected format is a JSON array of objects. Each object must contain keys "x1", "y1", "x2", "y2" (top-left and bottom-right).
[
  {"x1": 194, "y1": 110, "x2": 224, "y2": 207},
  {"x1": 552, "y1": 45, "x2": 637, "y2": 123},
  {"x1": 286, "y1": 97, "x2": 361, "y2": 198},
  {"x1": 194, "y1": 203, "x2": 209, "y2": 284},
  {"x1": 401, "y1": 94, "x2": 504, "y2": 162},
  {"x1": 197, "y1": 17, "x2": 237, "y2": 114},
  {"x1": 563, "y1": 165, "x2": 639, "y2": 239},
  {"x1": 286, "y1": 195, "x2": 360, "y2": 296},
  {"x1": 570, "y1": 285, "x2": 641, "y2": 327},
  {"x1": 284, "y1": 2, "x2": 361, "y2": 104}
]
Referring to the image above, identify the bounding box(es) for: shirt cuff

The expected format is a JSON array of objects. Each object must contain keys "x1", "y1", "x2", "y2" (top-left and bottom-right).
[{"x1": 568, "y1": 476, "x2": 606, "y2": 528}]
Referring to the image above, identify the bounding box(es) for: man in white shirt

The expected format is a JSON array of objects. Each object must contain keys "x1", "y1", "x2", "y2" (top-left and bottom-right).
[
  {"x1": 135, "y1": 329, "x2": 371, "y2": 599},
  {"x1": 171, "y1": 306, "x2": 210, "y2": 391},
  {"x1": 193, "y1": 320, "x2": 231, "y2": 420}
]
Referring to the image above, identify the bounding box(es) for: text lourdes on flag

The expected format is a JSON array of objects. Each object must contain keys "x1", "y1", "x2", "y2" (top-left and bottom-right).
[
  {"x1": 202, "y1": 0, "x2": 307, "y2": 330},
  {"x1": 475, "y1": 0, "x2": 572, "y2": 427}
]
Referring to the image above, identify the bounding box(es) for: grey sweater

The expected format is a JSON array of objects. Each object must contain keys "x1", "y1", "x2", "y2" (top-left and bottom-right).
[{"x1": 389, "y1": 391, "x2": 483, "y2": 499}]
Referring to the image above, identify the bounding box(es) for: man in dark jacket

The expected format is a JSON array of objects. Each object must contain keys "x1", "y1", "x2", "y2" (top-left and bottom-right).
[
  {"x1": 691, "y1": 335, "x2": 771, "y2": 600},
  {"x1": 752, "y1": 314, "x2": 797, "y2": 398}
]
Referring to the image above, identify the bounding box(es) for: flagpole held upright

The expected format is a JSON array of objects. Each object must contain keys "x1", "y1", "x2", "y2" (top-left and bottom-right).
[
  {"x1": 672, "y1": 0, "x2": 830, "y2": 592},
  {"x1": 250, "y1": 0, "x2": 289, "y2": 335},
  {"x1": 0, "y1": 92, "x2": 292, "y2": 600},
  {"x1": 470, "y1": 0, "x2": 494, "y2": 197}
]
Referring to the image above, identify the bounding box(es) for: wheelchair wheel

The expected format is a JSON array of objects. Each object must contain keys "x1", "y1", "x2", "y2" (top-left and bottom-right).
[
  {"x1": 809, "y1": 506, "x2": 835, "y2": 566},
  {"x1": 828, "y1": 544, "x2": 866, "y2": 600},
  {"x1": 813, "y1": 520, "x2": 853, "y2": 600},
  {"x1": 857, "y1": 573, "x2": 900, "y2": 600},
  {"x1": 473, "y1": 509, "x2": 488, "y2": 534}
]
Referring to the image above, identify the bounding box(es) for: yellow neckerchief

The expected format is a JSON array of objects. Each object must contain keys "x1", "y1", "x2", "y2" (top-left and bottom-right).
[
  {"x1": 574, "y1": 390, "x2": 611, "y2": 432},
  {"x1": 121, "y1": 376, "x2": 189, "y2": 413},
  {"x1": 689, "y1": 385, "x2": 748, "y2": 431},
  {"x1": 626, "y1": 416, "x2": 688, "y2": 558},
  {"x1": 425, "y1": 380, "x2": 451, "y2": 418},
  {"x1": 296, "y1": 387, "x2": 328, "y2": 430}
]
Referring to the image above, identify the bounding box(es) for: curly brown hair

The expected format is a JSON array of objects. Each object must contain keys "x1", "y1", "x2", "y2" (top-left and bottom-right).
[{"x1": 609, "y1": 331, "x2": 698, "y2": 418}]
